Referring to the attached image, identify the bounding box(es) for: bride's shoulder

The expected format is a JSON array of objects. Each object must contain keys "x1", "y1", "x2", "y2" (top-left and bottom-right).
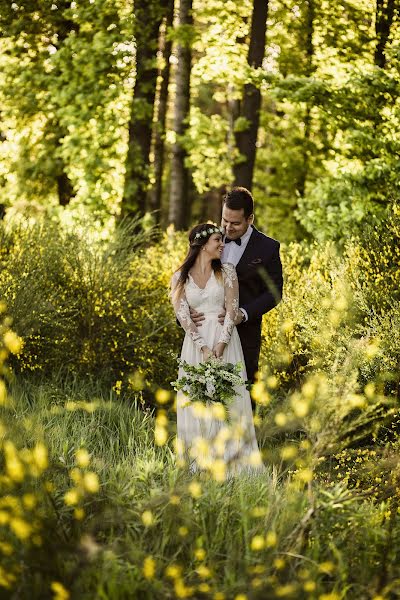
[{"x1": 170, "y1": 270, "x2": 181, "y2": 287}]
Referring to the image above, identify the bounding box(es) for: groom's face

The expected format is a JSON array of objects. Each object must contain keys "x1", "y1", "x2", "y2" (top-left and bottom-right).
[{"x1": 221, "y1": 206, "x2": 253, "y2": 240}]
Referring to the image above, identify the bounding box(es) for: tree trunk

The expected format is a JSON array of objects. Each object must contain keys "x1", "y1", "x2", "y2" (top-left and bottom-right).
[
  {"x1": 297, "y1": 0, "x2": 315, "y2": 199},
  {"x1": 121, "y1": 0, "x2": 168, "y2": 219},
  {"x1": 148, "y1": 0, "x2": 174, "y2": 223},
  {"x1": 57, "y1": 171, "x2": 74, "y2": 207},
  {"x1": 168, "y1": 0, "x2": 193, "y2": 230},
  {"x1": 374, "y1": 0, "x2": 396, "y2": 68},
  {"x1": 233, "y1": 0, "x2": 269, "y2": 191}
]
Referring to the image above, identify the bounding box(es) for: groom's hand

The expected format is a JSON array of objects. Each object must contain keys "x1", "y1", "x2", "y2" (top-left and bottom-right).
[{"x1": 190, "y1": 307, "x2": 205, "y2": 326}]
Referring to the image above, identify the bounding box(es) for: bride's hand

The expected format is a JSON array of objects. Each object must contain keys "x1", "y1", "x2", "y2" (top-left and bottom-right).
[
  {"x1": 213, "y1": 342, "x2": 226, "y2": 359},
  {"x1": 201, "y1": 346, "x2": 213, "y2": 361}
]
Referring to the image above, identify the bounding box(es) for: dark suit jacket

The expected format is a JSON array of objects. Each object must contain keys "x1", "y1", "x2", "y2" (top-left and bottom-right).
[{"x1": 234, "y1": 226, "x2": 283, "y2": 381}]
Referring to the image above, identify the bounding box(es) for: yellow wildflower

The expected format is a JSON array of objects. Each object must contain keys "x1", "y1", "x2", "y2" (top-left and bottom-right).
[
  {"x1": 188, "y1": 481, "x2": 202, "y2": 499},
  {"x1": 250, "y1": 535, "x2": 265, "y2": 551},
  {"x1": 304, "y1": 581, "x2": 316, "y2": 592},
  {"x1": 32, "y1": 442, "x2": 48, "y2": 471},
  {"x1": 196, "y1": 564, "x2": 211, "y2": 578},
  {"x1": 51, "y1": 581, "x2": 70, "y2": 600},
  {"x1": 64, "y1": 489, "x2": 80, "y2": 506},
  {"x1": 74, "y1": 508, "x2": 85, "y2": 520},
  {"x1": 275, "y1": 412, "x2": 287, "y2": 427},
  {"x1": 155, "y1": 389, "x2": 170, "y2": 404},
  {"x1": 143, "y1": 556, "x2": 156, "y2": 580},
  {"x1": 141, "y1": 510, "x2": 154, "y2": 527},
  {"x1": 10, "y1": 517, "x2": 32, "y2": 540},
  {"x1": 194, "y1": 548, "x2": 206, "y2": 561},
  {"x1": 83, "y1": 472, "x2": 100, "y2": 493},
  {"x1": 265, "y1": 531, "x2": 277, "y2": 547},
  {"x1": 75, "y1": 448, "x2": 90, "y2": 468},
  {"x1": 165, "y1": 563, "x2": 182, "y2": 579},
  {"x1": 3, "y1": 331, "x2": 23, "y2": 354}
]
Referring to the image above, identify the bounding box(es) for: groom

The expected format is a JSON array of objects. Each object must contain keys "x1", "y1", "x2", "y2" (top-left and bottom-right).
[{"x1": 191, "y1": 186, "x2": 283, "y2": 385}]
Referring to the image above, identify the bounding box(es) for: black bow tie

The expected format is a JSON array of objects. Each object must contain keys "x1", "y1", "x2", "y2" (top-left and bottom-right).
[{"x1": 225, "y1": 237, "x2": 242, "y2": 246}]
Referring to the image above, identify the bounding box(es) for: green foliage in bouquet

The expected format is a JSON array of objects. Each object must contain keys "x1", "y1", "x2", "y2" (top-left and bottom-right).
[{"x1": 171, "y1": 357, "x2": 246, "y2": 408}]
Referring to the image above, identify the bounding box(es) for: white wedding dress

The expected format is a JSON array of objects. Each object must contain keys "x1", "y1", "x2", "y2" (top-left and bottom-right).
[{"x1": 171, "y1": 264, "x2": 264, "y2": 477}]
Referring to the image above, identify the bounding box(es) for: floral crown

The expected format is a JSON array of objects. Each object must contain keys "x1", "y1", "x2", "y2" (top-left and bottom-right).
[{"x1": 194, "y1": 226, "x2": 224, "y2": 241}]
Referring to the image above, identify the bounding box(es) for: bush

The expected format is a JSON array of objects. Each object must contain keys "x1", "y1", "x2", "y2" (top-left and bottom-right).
[{"x1": 0, "y1": 220, "x2": 185, "y2": 399}]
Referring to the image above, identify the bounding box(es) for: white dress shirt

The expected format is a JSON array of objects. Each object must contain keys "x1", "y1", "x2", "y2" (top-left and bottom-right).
[{"x1": 221, "y1": 225, "x2": 253, "y2": 322}]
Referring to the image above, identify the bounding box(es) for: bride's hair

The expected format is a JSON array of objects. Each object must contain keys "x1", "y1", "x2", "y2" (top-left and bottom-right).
[{"x1": 172, "y1": 223, "x2": 223, "y2": 301}]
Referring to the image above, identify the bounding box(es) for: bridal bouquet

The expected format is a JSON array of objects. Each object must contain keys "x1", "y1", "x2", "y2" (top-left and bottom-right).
[{"x1": 171, "y1": 356, "x2": 246, "y2": 408}]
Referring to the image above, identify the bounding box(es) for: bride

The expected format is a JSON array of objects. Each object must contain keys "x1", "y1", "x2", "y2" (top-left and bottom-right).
[{"x1": 170, "y1": 223, "x2": 264, "y2": 478}]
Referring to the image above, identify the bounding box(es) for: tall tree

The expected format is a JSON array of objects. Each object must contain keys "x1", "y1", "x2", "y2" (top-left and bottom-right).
[
  {"x1": 168, "y1": 0, "x2": 193, "y2": 229},
  {"x1": 121, "y1": 0, "x2": 169, "y2": 219},
  {"x1": 375, "y1": 0, "x2": 396, "y2": 68},
  {"x1": 233, "y1": 0, "x2": 269, "y2": 190},
  {"x1": 148, "y1": 0, "x2": 174, "y2": 222},
  {"x1": 296, "y1": 0, "x2": 315, "y2": 201}
]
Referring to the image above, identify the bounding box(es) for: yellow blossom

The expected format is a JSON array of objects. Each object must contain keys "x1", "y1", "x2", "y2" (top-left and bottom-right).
[
  {"x1": 304, "y1": 581, "x2": 316, "y2": 592},
  {"x1": 141, "y1": 510, "x2": 154, "y2": 526},
  {"x1": 143, "y1": 556, "x2": 156, "y2": 579},
  {"x1": 292, "y1": 399, "x2": 309, "y2": 418},
  {"x1": 174, "y1": 578, "x2": 194, "y2": 598},
  {"x1": 273, "y1": 558, "x2": 285, "y2": 570},
  {"x1": 0, "y1": 511, "x2": 9, "y2": 525},
  {"x1": 188, "y1": 481, "x2": 202, "y2": 499},
  {"x1": 275, "y1": 412, "x2": 287, "y2": 427},
  {"x1": 155, "y1": 424, "x2": 168, "y2": 446},
  {"x1": 196, "y1": 564, "x2": 211, "y2": 578},
  {"x1": 297, "y1": 468, "x2": 313, "y2": 483},
  {"x1": 281, "y1": 445, "x2": 298, "y2": 460},
  {"x1": 319, "y1": 561, "x2": 335, "y2": 574},
  {"x1": 83, "y1": 472, "x2": 100, "y2": 493},
  {"x1": 22, "y1": 494, "x2": 37, "y2": 510},
  {"x1": 75, "y1": 448, "x2": 90, "y2": 468},
  {"x1": 6, "y1": 457, "x2": 24, "y2": 482},
  {"x1": 194, "y1": 548, "x2": 206, "y2": 561},
  {"x1": 0, "y1": 542, "x2": 13, "y2": 556},
  {"x1": 178, "y1": 526, "x2": 189, "y2": 537},
  {"x1": 155, "y1": 389, "x2": 170, "y2": 404},
  {"x1": 265, "y1": 531, "x2": 277, "y2": 547},
  {"x1": 276, "y1": 584, "x2": 296, "y2": 596},
  {"x1": 51, "y1": 581, "x2": 70, "y2": 600},
  {"x1": 235, "y1": 595, "x2": 248, "y2": 600},
  {"x1": 266, "y1": 375, "x2": 278, "y2": 388},
  {"x1": 0, "y1": 380, "x2": 7, "y2": 405},
  {"x1": 70, "y1": 468, "x2": 82, "y2": 484},
  {"x1": 74, "y1": 507, "x2": 85, "y2": 520},
  {"x1": 211, "y1": 458, "x2": 226, "y2": 482},
  {"x1": 64, "y1": 489, "x2": 80, "y2": 506},
  {"x1": 170, "y1": 494, "x2": 180, "y2": 505},
  {"x1": 10, "y1": 517, "x2": 32, "y2": 540},
  {"x1": 32, "y1": 442, "x2": 48, "y2": 471},
  {"x1": 165, "y1": 564, "x2": 183, "y2": 579},
  {"x1": 250, "y1": 535, "x2": 265, "y2": 551},
  {"x1": 3, "y1": 331, "x2": 23, "y2": 354},
  {"x1": 198, "y1": 583, "x2": 211, "y2": 593}
]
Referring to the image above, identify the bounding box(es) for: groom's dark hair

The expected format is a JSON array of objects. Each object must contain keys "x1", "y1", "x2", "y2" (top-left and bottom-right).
[{"x1": 224, "y1": 187, "x2": 254, "y2": 219}]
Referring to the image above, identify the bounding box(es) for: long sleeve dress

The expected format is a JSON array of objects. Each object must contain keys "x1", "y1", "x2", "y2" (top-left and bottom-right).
[{"x1": 171, "y1": 263, "x2": 264, "y2": 477}]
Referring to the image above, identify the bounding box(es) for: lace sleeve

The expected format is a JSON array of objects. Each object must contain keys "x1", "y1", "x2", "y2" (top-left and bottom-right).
[
  {"x1": 171, "y1": 272, "x2": 207, "y2": 351},
  {"x1": 218, "y1": 263, "x2": 239, "y2": 345}
]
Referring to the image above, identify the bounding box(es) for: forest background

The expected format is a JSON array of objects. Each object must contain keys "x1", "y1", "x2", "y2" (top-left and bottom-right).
[{"x1": 0, "y1": 1, "x2": 400, "y2": 599}]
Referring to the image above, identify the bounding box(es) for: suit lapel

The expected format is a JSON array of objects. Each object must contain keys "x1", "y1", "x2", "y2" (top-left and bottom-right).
[{"x1": 236, "y1": 226, "x2": 259, "y2": 274}]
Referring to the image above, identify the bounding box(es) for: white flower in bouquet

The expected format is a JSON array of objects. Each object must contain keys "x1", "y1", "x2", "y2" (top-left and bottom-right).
[{"x1": 171, "y1": 356, "x2": 247, "y2": 410}]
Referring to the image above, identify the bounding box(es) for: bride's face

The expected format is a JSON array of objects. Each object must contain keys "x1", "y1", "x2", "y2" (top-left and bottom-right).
[{"x1": 203, "y1": 233, "x2": 224, "y2": 259}]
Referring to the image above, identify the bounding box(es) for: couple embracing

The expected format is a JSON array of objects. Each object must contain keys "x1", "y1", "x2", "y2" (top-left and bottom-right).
[{"x1": 171, "y1": 187, "x2": 283, "y2": 476}]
